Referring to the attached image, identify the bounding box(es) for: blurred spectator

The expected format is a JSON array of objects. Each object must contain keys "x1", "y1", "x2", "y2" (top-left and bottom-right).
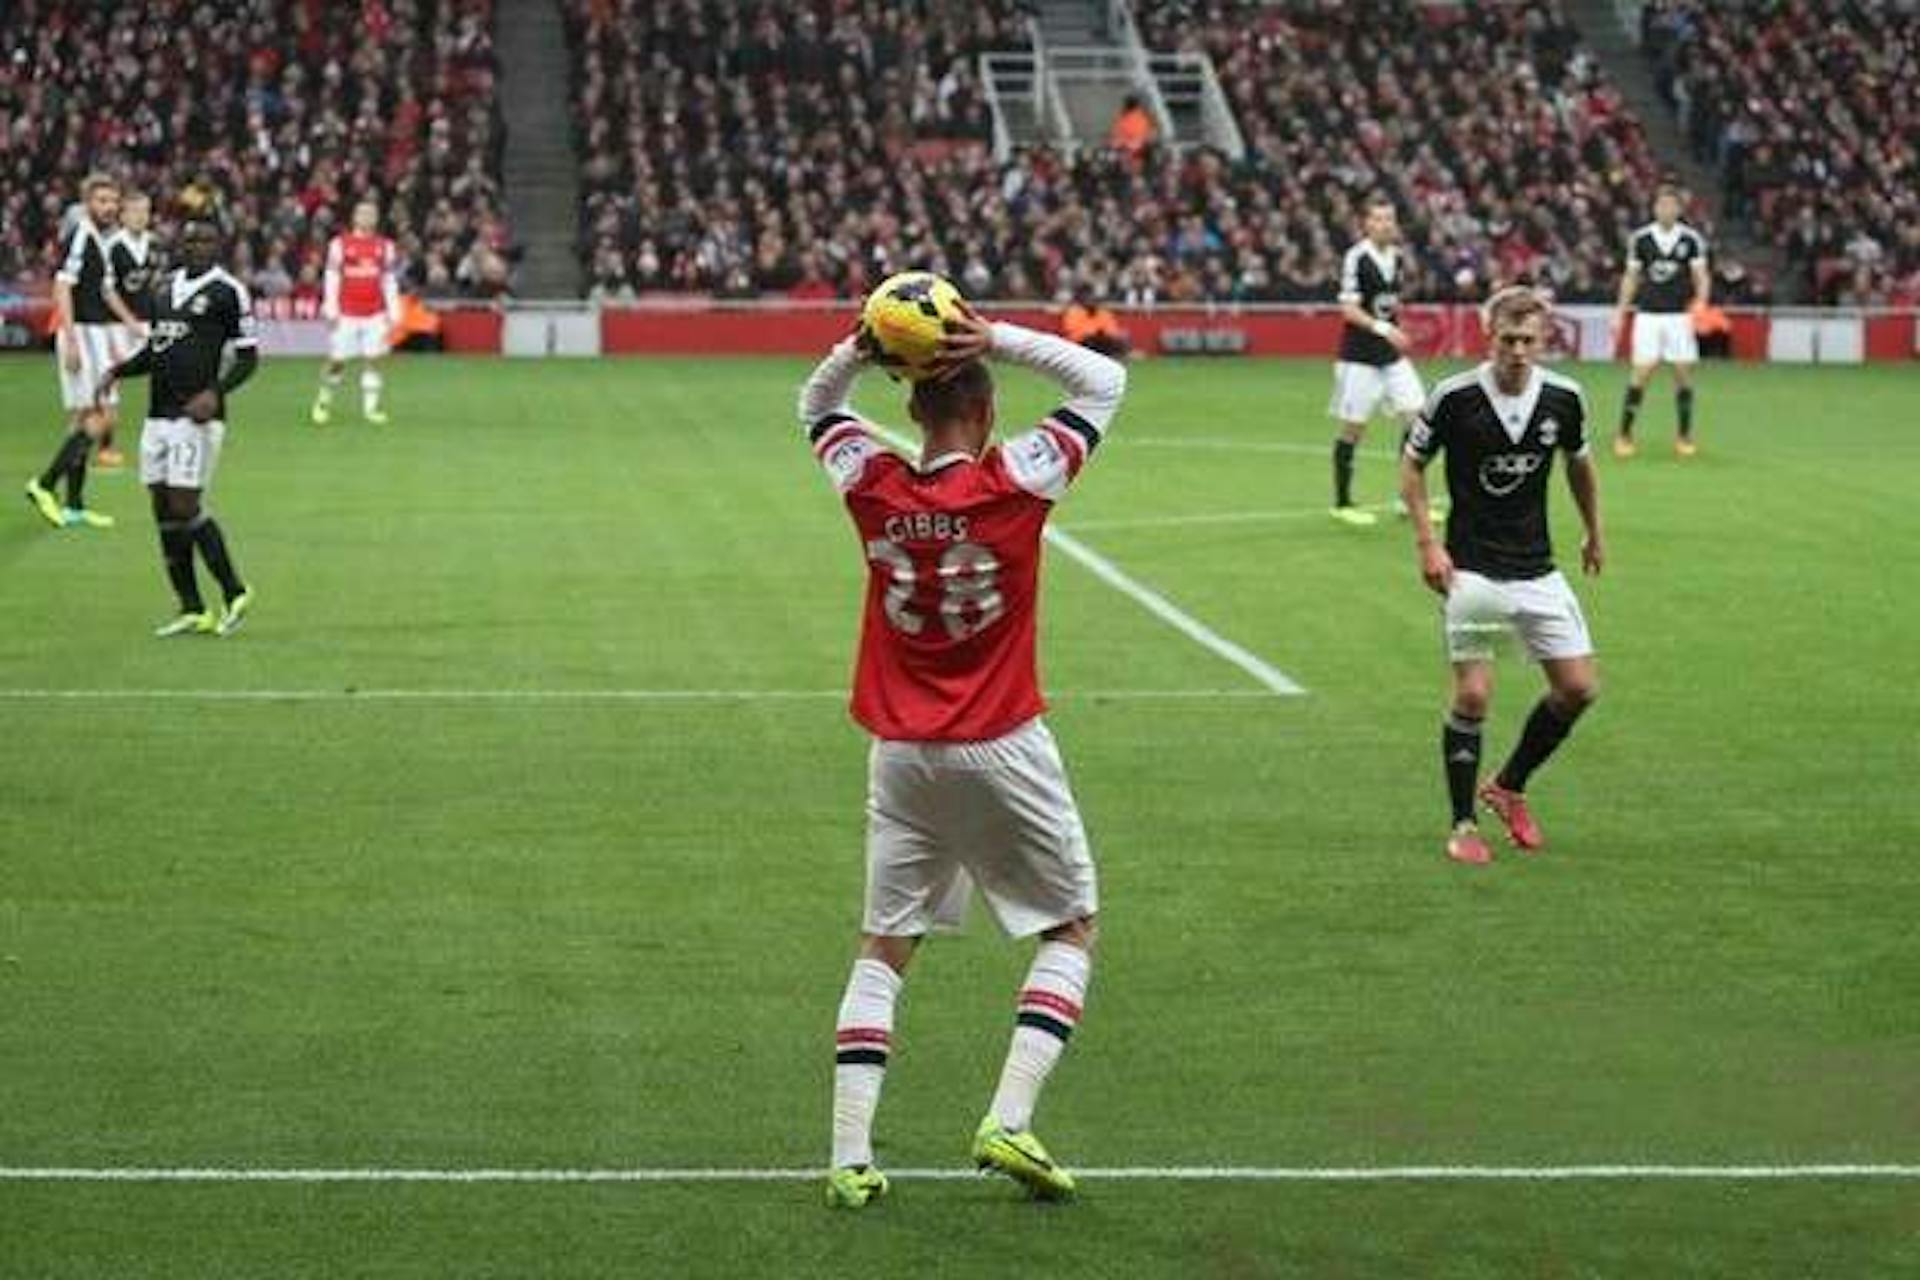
[
  {"x1": 0, "y1": 0, "x2": 510, "y2": 300},
  {"x1": 1108, "y1": 94, "x2": 1156, "y2": 156},
  {"x1": 1061, "y1": 289, "x2": 1131, "y2": 359}
]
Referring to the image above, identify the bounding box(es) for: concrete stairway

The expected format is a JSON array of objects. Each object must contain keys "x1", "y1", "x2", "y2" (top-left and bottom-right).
[
  {"x1": 496, "y1": 0, "x2": 582, "y2": 298},
  {"x1": 1562, "y1": 0, "x2": 1784, "y2": 288}
]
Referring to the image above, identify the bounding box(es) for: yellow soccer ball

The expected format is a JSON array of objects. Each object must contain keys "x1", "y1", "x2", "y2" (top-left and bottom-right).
[{"x1": 860, "y1": 271, "x2": 965, "y2": 382}]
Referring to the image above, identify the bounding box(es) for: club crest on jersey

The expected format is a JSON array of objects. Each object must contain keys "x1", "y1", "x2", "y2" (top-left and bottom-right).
[
  {"x1": 189, "y1": 295, "x2": 210, "y2": 315},
  {"x1": 1479, "y1": 451, "x2": 1544, "y2": 497},
  {"x1": 1538, "y1": 417, "x2": 1559, "y2": 448}
]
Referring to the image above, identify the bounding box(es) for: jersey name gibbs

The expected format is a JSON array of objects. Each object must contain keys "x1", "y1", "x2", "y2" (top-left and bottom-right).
[
  {"x1": 328, "y1": 233, "x2": 396, "y2": 317},
  {"x1": 1407, "y1": 365, "x2": 1589, "y2": 580},
  {"x1": 813, "y1": 416, "x2": 1092, "y2": 742}
]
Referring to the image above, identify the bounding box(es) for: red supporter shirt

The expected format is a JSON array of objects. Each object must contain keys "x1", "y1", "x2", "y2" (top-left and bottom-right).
[
  {"x1": 325, "y1": 233, "x2": 397, "y2": 318},
  {"x1": 802, "y1": 325, "x2": 1125, "y2": 742}
]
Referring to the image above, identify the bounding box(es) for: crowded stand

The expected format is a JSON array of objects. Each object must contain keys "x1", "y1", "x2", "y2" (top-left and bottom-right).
[
  {"x1": 566, "y1": 0, "x2": 1675, "y2": 306},
  {"x1": 1641, "y1": 0, "x2": 1919, "y2": 304},
  {"x1": 0, "y1": 0, "x2": 509, "y2": 303}
]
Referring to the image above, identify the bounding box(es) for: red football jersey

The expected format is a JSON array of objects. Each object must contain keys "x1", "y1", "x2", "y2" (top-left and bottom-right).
[
  {"x1": 325, "y1": 232, "x2": 396, "y2": 317},
  {"x1": 813, "y1": 416, "x2": 1092, "y2": 742}
]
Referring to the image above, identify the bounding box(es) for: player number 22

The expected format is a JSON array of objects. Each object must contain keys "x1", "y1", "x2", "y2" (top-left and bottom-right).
[{"x1": 865, "y1": 540, "x2": 1005, "y2": 640}]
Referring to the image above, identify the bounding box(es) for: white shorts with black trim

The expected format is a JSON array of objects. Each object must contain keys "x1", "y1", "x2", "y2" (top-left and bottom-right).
[
  {"x1": 55, "y1": 324, "x2": 119, "y2": 410},
  {"x1": 863, "y1": 717, "x2": 1098, "y2": 939},
  {"x1": 329, "y1": 315, "x2": 391, "y2": 361},
  {"x1": 1444, "y1": 569, "x2": 1594, "y2": 663},
  {"x1": 140, "y1": 418, "x2": 226, "y2": 491},
  {"x1": 1630, "y1": 312, "x2": 1698, "y2": 366},
  {"x1": 1329, "y1": 358, "x2": 1425, "y2": 423}
]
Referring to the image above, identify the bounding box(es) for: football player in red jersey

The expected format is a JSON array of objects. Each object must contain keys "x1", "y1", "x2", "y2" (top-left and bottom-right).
[
  {"x1": 803, "y1": 304, "x2": 1127, "y2": 1209},
  {"x1": 311, "y1": 200, "x2": 400, "y2": 426}
]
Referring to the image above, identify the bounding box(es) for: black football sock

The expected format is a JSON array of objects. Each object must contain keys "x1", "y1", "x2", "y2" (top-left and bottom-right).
[
  {"x1": 1496, "y1": 698, "x2": 1584, "y2": 793},
  {"x1": 40, "y1": 430, "x2": 89, "y2": 491},
  {"x1": 1619, "y1": 386, "x2": 1644, "y2": 436},
  {"x1": 1443, "y1": 712, "x2": 1483, "y2": 826},
  {"x1": 1332, "y1": 438, "x2": 1357, "y2": 507},
  {"x1": 189, "y1": 514, "x2": 245, "y2": 603},
  {"x1": 158, "y1": 521, "x2": 205, "y2": 613},
  {"x1": 65, "y1": 449, "x2": 89, "y2": 509},
  {"x1": 1676, "y1": 387, "x2": 1694, "y2": 438}
]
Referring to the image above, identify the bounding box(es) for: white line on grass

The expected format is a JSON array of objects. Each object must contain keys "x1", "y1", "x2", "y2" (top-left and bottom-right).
[
  {"x1": 1069, "y1": 503, "x2": 1394, "y2": 533},
  {"x1": 866, "y1": 425, "x2": 1305, "y2": 696},
  {"x1": 3, "y1": 1165, "x2": 1916, "y2": 1184},
  {"x1": 1128, "y1": 436, "x2": 1402, "y2": 461},
  {"x1": 0, "y1": 689, "x2": 1284, "y2": 703}
]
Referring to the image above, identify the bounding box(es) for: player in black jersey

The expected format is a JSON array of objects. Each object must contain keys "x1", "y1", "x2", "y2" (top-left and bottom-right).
[
  {"x1": 1612, "y1": 184, "x2": 1710, "y2": 457},
  {"x1": 97, "y1": 219, "x2": 259, "y2": 638},
  {"x1": 25, "y1": 174, "x2": 142, "y2": 530},
  {"x1": 1399, "y1": 288, "x2": 1605, "y2": 866},
  {"x1": 102, "y1": 191, "x2": 162, "y2": 468},
  {"x1": 1328, "y1": 195, "x2": 1426, "y2": 527}
]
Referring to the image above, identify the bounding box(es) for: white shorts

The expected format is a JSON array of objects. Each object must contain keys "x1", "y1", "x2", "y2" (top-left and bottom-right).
[
  {"x1": 55, "y1": 324, "x2": 119, "y2": 410},
  {"x1": 863, "y1": 717, "x2": 1098, "y2": 939},
  {"x1": 330, "y1": 315, "x2": 391, "y2": 361},
  {"x1": 1630, "y1": 312, "x2": 1698, "y2": 366},
  {"x1": 1329, "y1": 358, "x2": 1425, "y2": 423},
  {"x1": 1445, "y1": 569, "x2": 1594, "y2": 664},
  {"x1": 140, "y1": 417, "x2": 227, "y2": 491}
]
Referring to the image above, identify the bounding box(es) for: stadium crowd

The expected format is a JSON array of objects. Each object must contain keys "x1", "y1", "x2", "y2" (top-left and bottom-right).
[
  {"x1": 0, "y1": 0, "x2": 509, "y2": 302},
  {"x1": 566, "y1": 0, "x2": 1677, "y2": 306},
  {"x1": 1641, "y1": 0, "x2": 1920, "y2": 305}
]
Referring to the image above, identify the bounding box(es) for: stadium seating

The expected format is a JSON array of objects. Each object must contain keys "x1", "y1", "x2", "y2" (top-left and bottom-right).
[
  {"x1": 563, "y1": 0, "x2": 1032, "y2": 299},
  {"x1": 565, "y1": 0, "x2": 1668, "y2": 305},
  {"x1": 0, "y1": 0, "x2": 508, "y2": 301},
  {"x1": 1641, "y1": 0, "x2": 1920, "y2": 305}
]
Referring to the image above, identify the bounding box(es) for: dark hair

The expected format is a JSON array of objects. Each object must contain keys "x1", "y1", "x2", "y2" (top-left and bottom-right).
[
  {"x1": 1655, "y1": 182, "x2": 1682, "y2": 201},
  {"x1": 909, "y1": 360, "x2": 994, "y2": 426},
  {"x1": 1364, "y1": 191, "x2": 1394, "y2": 212}
]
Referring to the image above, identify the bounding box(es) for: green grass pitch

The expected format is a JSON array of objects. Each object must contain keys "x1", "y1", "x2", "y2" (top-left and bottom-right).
[{"x1": 2, "y1": 351, "x2": 1917, "y2": 1277}]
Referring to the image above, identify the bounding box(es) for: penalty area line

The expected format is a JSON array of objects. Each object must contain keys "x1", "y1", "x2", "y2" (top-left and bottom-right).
[{"x1": 3, "y1": 1165, "x2": 1917, "y2": 1184}]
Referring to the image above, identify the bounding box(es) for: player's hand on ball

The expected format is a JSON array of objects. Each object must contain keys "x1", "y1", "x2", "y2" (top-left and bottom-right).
[
  {"x1": 928, "y1": 303, "x2": 991, "y2": 378},
  {"x1": 1420, "y1": 542, "x2": 1455, "y2": 595},
  {"x1": 184, "y1": 389, "x2": 219, "y2": 423},
  {"x1": 1582, "y1": 534, "x2": 1605, "y2": 577}
]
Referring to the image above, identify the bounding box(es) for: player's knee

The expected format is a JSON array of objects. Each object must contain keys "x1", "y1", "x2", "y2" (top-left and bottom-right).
[
  {"x1": 1041, "y1": 914, "x2": 1098, "y2": 952},
  {"x1": 1554, "y1": 679, "x2": 1598, "y2": 717},
  {"x1": 859, "y1": 933, "x2": 919, "y2": 975},
  {"x1": 1451, "y1": 687, "x2": 1490, "y2": 721}
]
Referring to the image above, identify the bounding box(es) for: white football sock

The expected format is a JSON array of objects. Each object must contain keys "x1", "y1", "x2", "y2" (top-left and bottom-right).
[
  {"x1": 989, "y1": 941, "x2": 1091, "y2": 1132},
  {"x1": 831, "y1": 957, "x2": 903, "y2": 1169},
  {"x1": 360, "y1": 367, "x2": 382, "y2": 414}
]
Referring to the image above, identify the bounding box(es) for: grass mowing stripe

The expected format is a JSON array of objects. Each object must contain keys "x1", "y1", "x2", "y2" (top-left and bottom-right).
[{"x1": 5, "y1": 1165, "x2": 1917, "y2": 1183}]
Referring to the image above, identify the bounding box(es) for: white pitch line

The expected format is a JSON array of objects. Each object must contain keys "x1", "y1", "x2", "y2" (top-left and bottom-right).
[
  {"x1": 3, "y1": 1165, "x2": 1916, "y2": 1184},
  {"x1": 0, "y1": 689, "x2": 1284, "y2": 703},
  {"x1": 1069, "y1": 503, "x2": 1394, "y2": 533},
  {"x1": 1128, "y1": 436, "x2": 1401, "y2": 461},
  {"x1": 866, "y1": 425, "x2": 1305, "y2": 697}
]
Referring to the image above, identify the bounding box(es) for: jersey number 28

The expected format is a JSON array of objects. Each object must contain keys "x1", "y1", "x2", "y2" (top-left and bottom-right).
[{"x1": 865, "y1": 540, "x2": 1004, "y2": 640}]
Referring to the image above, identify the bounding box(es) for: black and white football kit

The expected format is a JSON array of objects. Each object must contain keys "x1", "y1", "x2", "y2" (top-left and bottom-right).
[
  {"x1": 119, "y1": 268, "x2": 259, "y2": 491},
  {"x1": 1406, "y1": 364, "x2": 1594, "y2": 662},
  {"x1": 54, "y1": 217, "x2": 121, "y2": 409},
  {"x1": 1330, "y1": 239, "x2": 1424, "y2": 422},
  {"x1": 1625, "y1": 221, "x2": 1707, "y2": 365}
]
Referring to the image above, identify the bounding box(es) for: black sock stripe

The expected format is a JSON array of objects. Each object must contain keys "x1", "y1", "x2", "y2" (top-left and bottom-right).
[
  {"x1": 835, "y1": 1048, "x2": 888, "y2": 1067},
  {"x1": 1016, "y1": 1011, "x2": 1074, "y2": 1042}
]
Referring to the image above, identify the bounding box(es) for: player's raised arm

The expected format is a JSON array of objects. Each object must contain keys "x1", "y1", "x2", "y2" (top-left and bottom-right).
[
  {"x1": 797, "y1": 331, "x2": 886, "y2": 493},
  {"x1": 986, "y1": 320, "x2": 1127, "y2": 448}
]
